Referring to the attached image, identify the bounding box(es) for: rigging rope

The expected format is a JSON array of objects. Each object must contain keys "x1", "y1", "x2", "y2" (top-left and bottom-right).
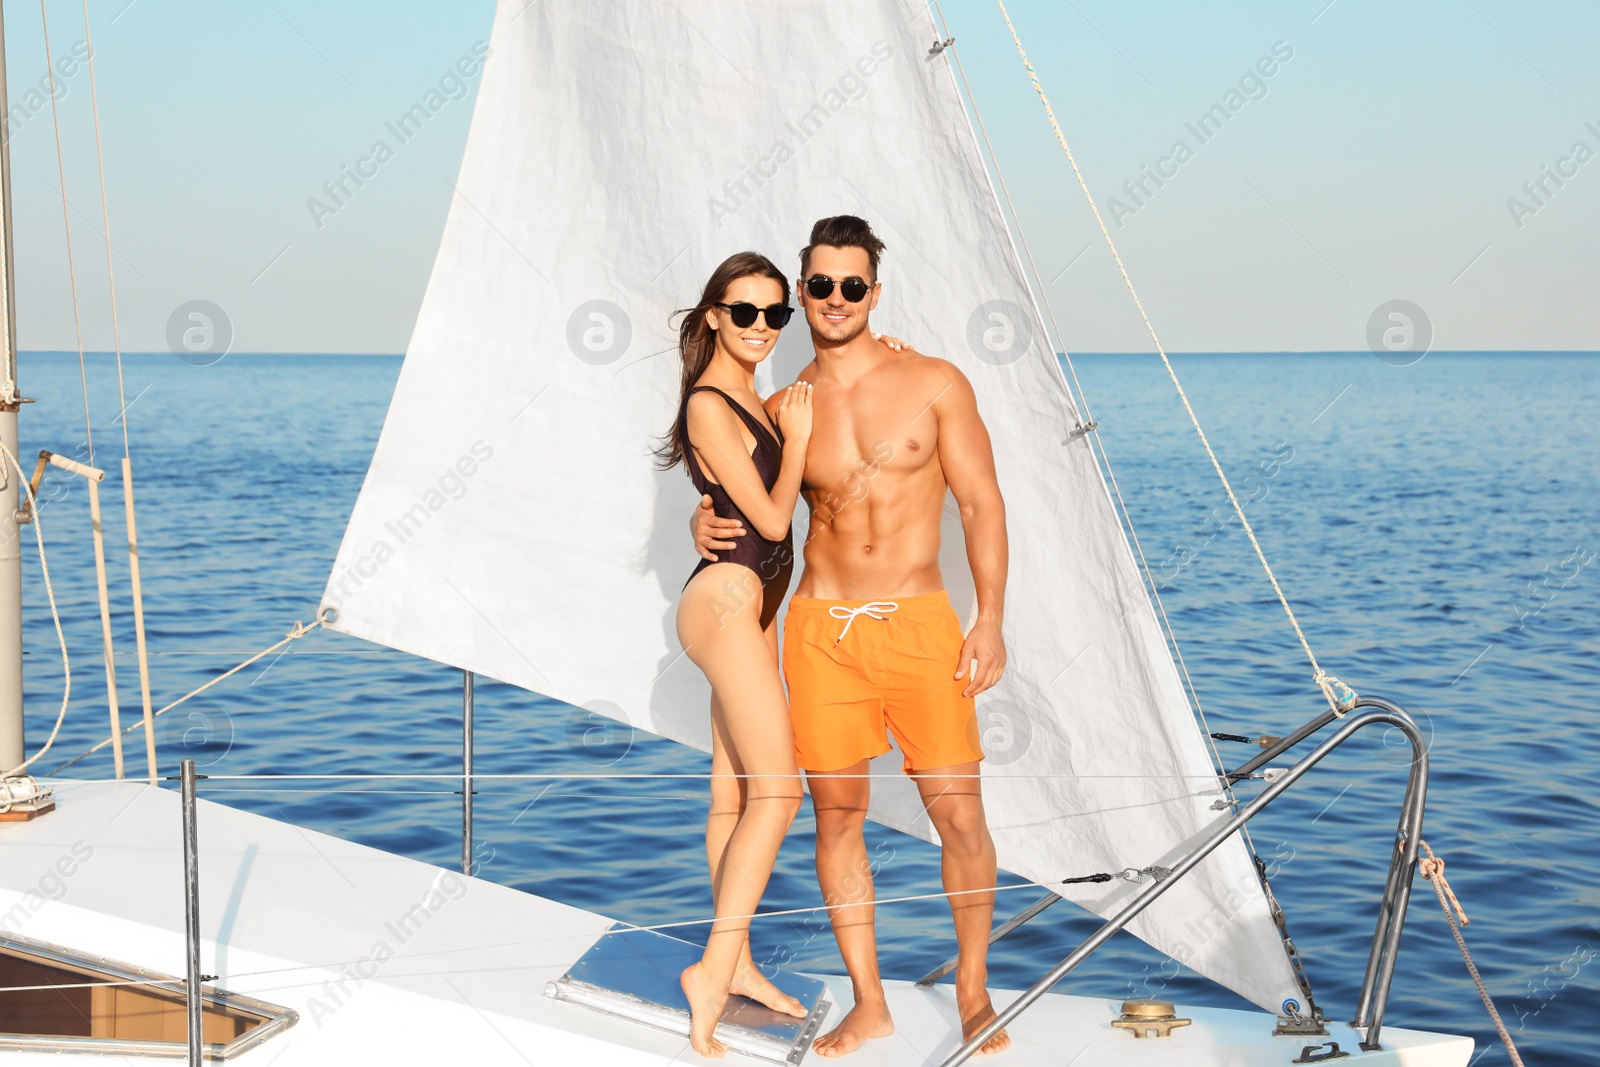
[
  {"x1": 0, "y1": 445, "x2": 72, "y2": 778},
  {"x1": 46, "y1": 617, "x2": 325, "y2": 776},
  {"x1": 78, "y1": 0, "x2": 129, "y2": 459},
  {"x1": 0, "y1": 774, "x2": 48, "y2": 813},
  {"x1": 37, "y1": 0, "x2": 94, "y2": 466},
  {"x1": 1418, "y1": 842, "x2": 1526, "y2": 1067},
  {"x1": 990, "y1": 0, "x2": 1356, "y2": 718}
]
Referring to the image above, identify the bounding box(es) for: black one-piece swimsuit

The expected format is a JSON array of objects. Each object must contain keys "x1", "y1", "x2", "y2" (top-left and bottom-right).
[{"x1": 679, "y1": 385, "x2": 795, "y2": 630}]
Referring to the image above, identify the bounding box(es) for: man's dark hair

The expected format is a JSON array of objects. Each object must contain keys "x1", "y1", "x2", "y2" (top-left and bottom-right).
[{"x1": 800, "y1": 215, "x2": 885, "y2": 280}]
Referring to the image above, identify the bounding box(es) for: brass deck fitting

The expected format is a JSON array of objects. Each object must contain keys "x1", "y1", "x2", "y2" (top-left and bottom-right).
[{"x1": 1110, "y1": 999, "x2": 1192, "y2": 1039}]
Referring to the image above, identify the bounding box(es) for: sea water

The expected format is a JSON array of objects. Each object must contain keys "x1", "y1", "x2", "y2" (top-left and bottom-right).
[{"x1": 16, "y1": 351, "x2": 1598, "y2": 1064}]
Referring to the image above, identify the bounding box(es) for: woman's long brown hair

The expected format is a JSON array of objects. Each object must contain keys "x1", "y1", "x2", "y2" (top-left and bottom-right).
[{"x1": 655, "y1": 251, "x2": 790, "y2": 470}]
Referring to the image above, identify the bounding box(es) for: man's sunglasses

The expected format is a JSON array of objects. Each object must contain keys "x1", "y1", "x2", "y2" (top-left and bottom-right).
[
  {"x1": 804, "y1": 275, "x2": 875, "y2": 303},
  {"x1": 715, "y1": 302, "x2": 795, "y2": 329}
]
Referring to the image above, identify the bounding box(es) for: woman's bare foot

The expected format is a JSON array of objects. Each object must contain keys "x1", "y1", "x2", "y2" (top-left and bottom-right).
[
  {"x1": 729, "y1": 962, "x2": 808, "y2": 1018},
  {"x1": 812, "y1": 999, "x2": 893, "y2": 1058},
  {"x1": 956, "y1": 985, "x2": 1011, "y2": 1056},
  {"x1": 681, "y1": 962, "x2": 729, "y2": 1058}
]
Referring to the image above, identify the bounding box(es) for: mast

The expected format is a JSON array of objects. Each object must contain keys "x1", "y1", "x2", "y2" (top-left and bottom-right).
[{"x1": 0, "y1": 1, "x2": 26, "y2": 772}]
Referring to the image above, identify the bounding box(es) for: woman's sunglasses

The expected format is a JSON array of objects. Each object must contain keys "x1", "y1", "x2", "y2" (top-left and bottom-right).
[
  {"x1": 716, "y1": 302, "x2": 794, "y2": 329},
  {"x1": 804, "y1": 275, "x2": 875, "y2": 303}
]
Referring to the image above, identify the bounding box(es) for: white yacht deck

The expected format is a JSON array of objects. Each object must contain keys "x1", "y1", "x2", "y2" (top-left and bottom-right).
[{"x1": 0, "y1": 782, "x2": 1471, "y2": 1065}]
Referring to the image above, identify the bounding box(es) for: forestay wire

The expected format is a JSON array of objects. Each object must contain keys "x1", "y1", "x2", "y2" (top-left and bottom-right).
[
  {"x1": 37, "y1": 0, "x2": 95, "y2": 465},
  {"x1": 989, "y1": 0, "x2": 1357, "y2": 718},
  {"x1": 78, "y1": 0, "x2": 131, "y2": 458}
]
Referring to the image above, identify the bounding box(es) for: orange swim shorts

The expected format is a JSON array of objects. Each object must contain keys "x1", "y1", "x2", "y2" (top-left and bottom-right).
[{"x1": 782, "y1": 591, "x2": 984, "y2": 773}]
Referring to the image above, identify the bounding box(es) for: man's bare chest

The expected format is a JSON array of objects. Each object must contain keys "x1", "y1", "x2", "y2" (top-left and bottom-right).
[{"x1": 803, "y1": 386, "x2": 940, "y2": 492}]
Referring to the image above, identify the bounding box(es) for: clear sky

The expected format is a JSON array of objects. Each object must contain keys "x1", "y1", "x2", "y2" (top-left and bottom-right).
[{"x1": 5, "y1": 0, "x2": 1597, "y2": 355}]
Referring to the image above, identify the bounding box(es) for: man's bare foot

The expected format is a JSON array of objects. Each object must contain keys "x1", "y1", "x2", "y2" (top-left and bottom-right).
[
  {"x1": 812, "y1": 1000, "x2": 893, "y2": 1058},
  {"x1": 680, "y1": 962, "x2": 729, "y2": 1058},
  {"x1": 956, "y1": 985, "x2": 1010, "y2": 1056},
  {"x1": 729, "y1": 963, "x2": 808, "y2": 1018}
]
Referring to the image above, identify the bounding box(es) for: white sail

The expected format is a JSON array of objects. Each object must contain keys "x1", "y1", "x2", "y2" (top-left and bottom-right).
[{"x1": 321, "y1": 0, "x2": 1304, "y2": 1014}]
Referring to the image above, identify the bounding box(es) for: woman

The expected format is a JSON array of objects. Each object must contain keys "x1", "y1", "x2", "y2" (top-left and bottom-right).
[{"x1": 659, "y1": 251, "x2": 811, "y2": 1057}]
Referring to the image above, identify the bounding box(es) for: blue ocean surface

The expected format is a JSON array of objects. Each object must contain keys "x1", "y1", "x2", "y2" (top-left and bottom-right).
[{"x1": 17, "y1": 350, "x2": 1598, "y2": 1064}]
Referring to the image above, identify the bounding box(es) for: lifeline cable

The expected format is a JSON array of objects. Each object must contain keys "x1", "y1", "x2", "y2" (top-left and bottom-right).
[{"x1": 5, "y1": 869, "x2": 1161, "y2": 994}]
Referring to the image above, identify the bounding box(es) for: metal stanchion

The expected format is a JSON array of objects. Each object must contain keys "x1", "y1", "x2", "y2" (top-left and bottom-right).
[
  {"x1": 181, "y1": 758, "x2": 203, "y2": 1066},
  {"x1": 462, "y1": 670, "x2": 474, "y2": 876}
]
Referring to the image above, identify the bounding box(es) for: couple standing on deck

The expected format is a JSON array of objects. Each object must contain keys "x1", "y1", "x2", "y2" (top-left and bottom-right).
[{"x1": 658, "y1": 216, "x2": 1012, "y2": 1058}]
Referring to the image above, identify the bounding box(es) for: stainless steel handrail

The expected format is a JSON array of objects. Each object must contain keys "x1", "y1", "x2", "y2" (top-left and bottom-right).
[
  {"x1": 462, "y1": 669, "x2": 475, "y2": 876},
  {"x1": 1349, "y1": 696, "x2": 1427, "y2": 1048},
  {"x1": 181, "y1": 759, "x2": 203, "y2": 1067},
  {"x1": 938, "y1": 695, "x2": 1429, "y2": 1066},
  {"x1": 917, "y1": 704, "x2": 1353, "y2": 989},
  {"x1": 1226, "y1": 705, "x2": 1341, "y2": 782}
]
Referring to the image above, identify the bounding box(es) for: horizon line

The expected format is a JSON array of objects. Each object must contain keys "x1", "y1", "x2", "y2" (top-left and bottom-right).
[{"x1": 18, "y1": 348, "x2": 1600, "y2": 360}]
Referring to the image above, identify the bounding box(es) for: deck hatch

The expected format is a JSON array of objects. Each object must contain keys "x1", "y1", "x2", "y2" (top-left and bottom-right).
[
  {"x1": 0, "y1": 931, "x2": 296, "y2": 1059},
  {"x1": 547, "y1": 926, "x2": 829, "y2": 1065}
]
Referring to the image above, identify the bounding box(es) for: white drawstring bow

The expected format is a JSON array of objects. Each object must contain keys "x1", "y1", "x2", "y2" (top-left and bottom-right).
[{"x1": 828, "y1": 601, "x2": 899, "y2": 643}]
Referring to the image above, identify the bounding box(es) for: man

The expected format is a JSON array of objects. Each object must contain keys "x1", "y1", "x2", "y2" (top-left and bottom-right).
[{"x1": 693, "y1": 215, "x2": 1011, "y2": 1057}]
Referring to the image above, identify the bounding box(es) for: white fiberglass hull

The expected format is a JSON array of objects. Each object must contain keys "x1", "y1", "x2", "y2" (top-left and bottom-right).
[{"x1": 0, "y1": 782, "x2": 1470, "y2": 1065}]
